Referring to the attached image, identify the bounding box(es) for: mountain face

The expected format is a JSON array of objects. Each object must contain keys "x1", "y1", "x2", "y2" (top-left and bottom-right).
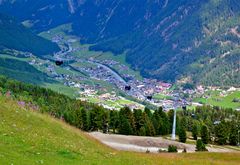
[
  {"x1": 0, "y1": 0, "x2": 239, "y2": 86},
  {"x1": 0, "y1": 14, "x2": 59, "y2": 55}
]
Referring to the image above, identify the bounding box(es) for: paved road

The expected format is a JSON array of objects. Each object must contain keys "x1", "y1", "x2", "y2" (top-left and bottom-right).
[
  {"x1": 87, "y1": 60, "x2": 127, "y2": 85},
  {"x1": 51, "y1": 40, "x2": 146, "y2": 100}
]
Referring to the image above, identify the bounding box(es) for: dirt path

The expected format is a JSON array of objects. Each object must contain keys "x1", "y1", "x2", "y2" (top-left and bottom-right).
[{"x1": 89, "y1": 132, "x2": 236, "y2": 153}]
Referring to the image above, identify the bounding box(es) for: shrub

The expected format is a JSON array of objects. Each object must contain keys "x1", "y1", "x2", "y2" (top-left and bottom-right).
[
  {"x1": 168, "y1": 145, "x2": 178, "y2": 152},
  {"x1": 196, "y1": 139, "x2": 208, "y2": 151},
  {"x1": 146, "y1": 149, "x2": 150, "y2": 153}
]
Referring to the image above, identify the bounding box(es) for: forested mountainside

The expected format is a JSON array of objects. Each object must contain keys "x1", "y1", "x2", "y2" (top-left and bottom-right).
[
  {"x1": 0, "y1": 57, "x2": 55, "y2": 84},
  {"x1": 0, "y1": 14, "x2": 59, "y2": 56},
  {"x1": 0, "y1": 0, "x2": 239, "y2": 86}
]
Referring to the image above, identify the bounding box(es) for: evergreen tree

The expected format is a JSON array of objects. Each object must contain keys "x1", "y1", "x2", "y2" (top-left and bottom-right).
[
  {"x1": 158, "y1": 108, "x2": 170, "y2": 135},
  {"x1": 74, "y1": 108, "x2": 83, "y2": 129},
  {"x1": 196, "y1": 139, "x2": 207, "y2": 151},
  {"x1": 89, "y1": 107, "x2": 105, "y2": 131},
  {"x1": 144, "y1": 107, "x2": 152, "y2": 118},
  {"x1": 179, "y1": 126, "x2": 187, "y2": 143},
  {"x1": 201, "y1": 124, "x2": 209, "y2": 144},
  {"x1": 119, "y1": 107, "x2": 136, "y2": 133},
  {"x1": 215, "y1": 121, "x2": 230, "y2": 145},
  {"x1": 192, "y1": 121, "x2": 200, "y2": 140},
  {"x1": 102, "y1": 111, "x2": 109, "y2": 133},
  {"x1": 118, "y1": 117, "x2": 133, "y2": 135},
  {"x1": 109, "y1": 110, "x2": 119, "y2": 133},
  {"x1": 152, "y1": 110, "x2": 161, "y2": 135},
  {"x1": 168, "y1": 110, "x2": 174, "y2": 132},
  {"x1": 139, "y1": 126, "x2": 146, "y2": 136},
  {"x1": 133, "y1": 109, "x2": 144, "y2": 135},
  {"x1": 229, "y1": 122, "x2": 239, "y2": 145},
  {"x1": 180, "y1": 117, "x2": 187, "y2": 130},
  {"x1": 80, "y1": 108, "x2": 88, "y2": 131},
  {"x1": 143, "y1": 112, "x2": 156, "y2": 136}
]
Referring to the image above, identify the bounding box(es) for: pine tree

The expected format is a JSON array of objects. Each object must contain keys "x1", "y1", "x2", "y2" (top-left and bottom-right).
[
  {"x1": 201, "y1": 125, "x2": 209, "y2": 144},
  {"x1": 144, "y1": 107, "x2": 152, "y2": 118},
  {"x1": 229, "y1": 122, "x2": 238, "y2": 145},
  {"x1": 139, "y1": 126, "x2": 146, "y2": 136},
  {"x1": 118, "y1": 117, "x2": 133, "y2": 135},
  {"x1": 143, "y1": 112, "x2": 156, "y2": 136},
  {"x1": 179, "y1": 126, "x2": 187, "y2": 143},
  {"x1": 196, "y1": 139, "x2": 207, "y2": 151},
  {"x1": 152, "y1": 110, "x2": 161, "y2": 135},
  {"x1": 181, "y1": 117, "x2": 187, "y2": 130},
  {"x1": 89, "y1": 106, "x2": 105, "y2": 131},
  {"x1": 192, "y1": 121, "x2": 200, "y2": 140},
  {"x1": 133, "y1": 109, "x2": 144, "y2": 135},
  {"x1": 74, "y1": 108, "x2": 83, "y2": 129},
  {"x1": 80, "y1": 108, "x2": 88, "y2": 131},
  {"x1": 215, "y1": 121, "x2": 230, "y2": 145},
  {"x1": 102, "y1": 111, "x2": 109, "y2": 133},
  {"x1": 158, "y1": 108, "x2": 170, "y2": 135},
  {"x1": 109, "y1": 110, "x2": 119, "y2": 133},
  {"x1": 119, "y1": 107, "x2": 136, "y2": 134}
]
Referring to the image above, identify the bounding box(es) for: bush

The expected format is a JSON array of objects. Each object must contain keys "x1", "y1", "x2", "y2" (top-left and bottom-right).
[
  {"x1": 146, "y1": 149, "x2": 150, "y2": 153},
  {"x1": 168, "y1": 145, "x2": 178, "y2": 152},
  {"x1": 196, "y1": 139, "x2": 208, "y2": 152}
]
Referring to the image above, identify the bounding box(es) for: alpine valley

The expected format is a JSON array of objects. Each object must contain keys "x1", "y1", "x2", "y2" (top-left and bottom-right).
[
  {"x1": 0, "y1": 0, "x2": 239, "y2": 86},
  {"x1": 0, "y1": 1, "x2": 240, "y2": 164}
]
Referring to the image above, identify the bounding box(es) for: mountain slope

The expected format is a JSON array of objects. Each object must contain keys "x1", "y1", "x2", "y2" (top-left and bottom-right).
[
  {"x1": 0, "y1": 0, "x2": 239, "y2": 86},
  {"x1": 0, "y1": 56, "x2": 54, "y2": 84},
  {"x1": 89, "y1": 0, "x2": 240, "y2": 86},
  {"x1": 0, "y1": 14, "x2": 59, "y2": 56},
  {"x1": 1, "y1": 96, "x2": 240, "y2": 165}
]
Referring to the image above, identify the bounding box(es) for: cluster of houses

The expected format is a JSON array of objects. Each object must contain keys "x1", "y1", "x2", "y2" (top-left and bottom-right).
[{"x1": 26, "y1": 33, "x2": 240, "y2": 111}]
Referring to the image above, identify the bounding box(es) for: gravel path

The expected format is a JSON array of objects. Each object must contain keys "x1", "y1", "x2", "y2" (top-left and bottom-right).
[{"x1": 89, "y1": 132, "x2": 236, "y2": 153}]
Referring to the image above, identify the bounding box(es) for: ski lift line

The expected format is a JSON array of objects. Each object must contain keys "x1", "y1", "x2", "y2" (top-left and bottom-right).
[
  {"x1": 171, "y1": 108, "x2": 177, "y2": 140},
  {"x1": 171, "y1": 95, "x2": 186, "y2": 140},
  {"x1": 146, "y1": 96, "x2": 153, "y2": 100},
  {"x1": 55, "y1": 60, "x2": 64, "y2": 66},
  {"x1": 125, "y1": 85, "x2": 131, "y2": 91}
]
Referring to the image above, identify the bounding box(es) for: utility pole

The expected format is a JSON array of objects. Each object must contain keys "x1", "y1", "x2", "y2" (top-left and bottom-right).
[
  {"x1": 171, "y1": 96, "x2": 179, "y2": 141},
  {"x1": 171, "y1": 107, "x2": 177, "y2": 140}
]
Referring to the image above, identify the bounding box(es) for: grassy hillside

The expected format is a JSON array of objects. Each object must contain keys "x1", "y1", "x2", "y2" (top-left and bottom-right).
[
  {"x1": 0, "y1": 14, "x2": 59, "y2": 56},
  {"x1": 194, "y1": 91, "x2": 240, "y2": 110},
  {"x1": 1, "y1": 96, "x2": 240, "y2": 165}
]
